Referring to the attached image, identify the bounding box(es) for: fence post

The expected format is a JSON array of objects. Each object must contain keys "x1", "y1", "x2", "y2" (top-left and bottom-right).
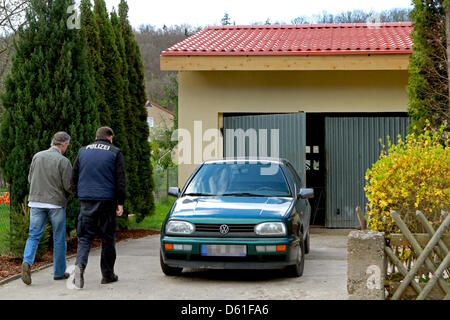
[
  {"x1": 347, "y1": 230, "x2": 386, "y2": 300},
  {"x1": 166, "y1": 168, "x2": 169, "y2": 197},
  {"x1": 356, "y1": 206, "x2": 367, "y2": 230}
]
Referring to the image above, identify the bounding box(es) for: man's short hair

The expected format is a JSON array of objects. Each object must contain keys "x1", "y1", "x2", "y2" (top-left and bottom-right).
[
  {"x1": 51, "y1": 132, "x2": 70, "y2": 146},
  {"x1": 96, "y1": 127, "x2": 114, "y2": 139}
]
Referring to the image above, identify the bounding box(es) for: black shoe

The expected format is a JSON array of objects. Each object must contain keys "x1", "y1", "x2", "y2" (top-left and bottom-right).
[
  {"x1": 54, "y1": 272, "x2": 70, "y2": 280},
  {"x1": 73, "y1": 265, "x2": 85, "y2": 289},
  {"x1": 101, "y1": 274, "x2": 118, "y2": 284},
  {"x1": 21, "y1": 262, "x2": 31, "y2": 285}
]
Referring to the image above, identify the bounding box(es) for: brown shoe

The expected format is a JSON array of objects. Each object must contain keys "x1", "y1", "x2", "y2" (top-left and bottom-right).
[{"x1": 21, "y1": 262, "x2": 31, "y2": 285}]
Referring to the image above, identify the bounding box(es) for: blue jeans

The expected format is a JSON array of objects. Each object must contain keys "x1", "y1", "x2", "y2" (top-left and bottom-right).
[{"x1": 23, "y1": 207, "x2": 67, "y2": 277}]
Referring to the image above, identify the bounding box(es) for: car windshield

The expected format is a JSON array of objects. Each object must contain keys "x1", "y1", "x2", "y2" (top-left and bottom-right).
[{"x1": 184, "y1": 162, "x2": 292, "y2": 197}]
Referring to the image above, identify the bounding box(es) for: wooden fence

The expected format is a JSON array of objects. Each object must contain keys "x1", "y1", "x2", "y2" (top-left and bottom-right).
[
  {"x1": 384, "y1": 210, "x2": 450, "y2": 300},
  {"x1": 355, "y1": 207, "x2": 449, "y2": 300}
]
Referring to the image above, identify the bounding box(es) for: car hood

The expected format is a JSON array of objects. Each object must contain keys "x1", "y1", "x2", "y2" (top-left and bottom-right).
[{"x1": 169, "y1": 196, "x2": 294, "y2": 224}]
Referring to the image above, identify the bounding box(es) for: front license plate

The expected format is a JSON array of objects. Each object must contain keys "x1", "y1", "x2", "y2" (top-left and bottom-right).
[{"x1": 200, "y1": 244, "x2": 247, "y2": 257}]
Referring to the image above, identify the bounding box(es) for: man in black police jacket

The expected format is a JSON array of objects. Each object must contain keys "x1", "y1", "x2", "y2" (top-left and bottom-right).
[{"x1": 71, "y1": 126, "x2": 126, "y2": 289}]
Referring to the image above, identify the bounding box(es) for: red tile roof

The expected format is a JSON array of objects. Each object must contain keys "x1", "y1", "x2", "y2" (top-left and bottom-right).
[{"x1": 162, "y1": 22, "x2": 413, "y2": 56}]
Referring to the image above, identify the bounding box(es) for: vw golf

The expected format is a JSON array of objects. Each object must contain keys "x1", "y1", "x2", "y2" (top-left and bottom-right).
[{"x1": 160, "y1": 159, "x2": 313, "y2": 277}]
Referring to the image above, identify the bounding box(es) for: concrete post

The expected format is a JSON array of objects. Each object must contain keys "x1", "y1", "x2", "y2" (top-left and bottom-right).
[{"x1": 347, "y1": 230, "x2": 386, "y2": 300}]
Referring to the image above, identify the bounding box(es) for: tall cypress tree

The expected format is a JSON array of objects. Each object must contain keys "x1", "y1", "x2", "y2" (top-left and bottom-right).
[
  {"x1": 111, "y1": 9, "x2": 138, "y2": 226},
  {"x1": 119, "y1": 0, "x2": 154, "y2": 222},
  {"x1": 93, "y1": 0, "x2": 137, "y2": 226},
  {"x1": 80, "y1": 0, "x2": 110, "y2": 126},
  {"x1": 0, "y1": 0, "x2": 99, "y2": 222},
  {"x1": 93, "y1": 0, "x2": 127, "y2": 150},
  {"x1": 408, "y1": 0, "x2": 448, "y2": 131}
]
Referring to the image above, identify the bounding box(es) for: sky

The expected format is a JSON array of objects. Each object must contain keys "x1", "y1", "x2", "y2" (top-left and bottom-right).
[{"x1": 101, "y1": 0, "x2": 414, "y2": 29}]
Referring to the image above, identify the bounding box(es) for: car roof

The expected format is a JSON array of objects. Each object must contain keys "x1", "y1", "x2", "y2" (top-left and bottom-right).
[{"x1": 203, "y1": 158, "x2": 290, "y2": 166}]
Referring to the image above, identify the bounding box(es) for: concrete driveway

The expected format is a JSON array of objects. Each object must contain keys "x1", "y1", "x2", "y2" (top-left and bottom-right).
[{"x1": 0, "y1": 228, "x2": 350, "y2": 300}]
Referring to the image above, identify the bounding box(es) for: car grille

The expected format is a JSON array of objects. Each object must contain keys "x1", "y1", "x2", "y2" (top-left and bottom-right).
[{"x1": 193, "y1": 223, "x2": 256, "y2": 237}]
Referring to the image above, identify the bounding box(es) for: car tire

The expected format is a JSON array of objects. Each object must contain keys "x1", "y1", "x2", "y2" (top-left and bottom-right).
[
  {"x1": 285, "y1": 235, "x2": 305, "y2": 278},
  {"x1": 160, "y1": 251, "x2": 183, "y2": 276},
  {"x1": 304, "y1": 231, "x2": 310, "y2": 254}
]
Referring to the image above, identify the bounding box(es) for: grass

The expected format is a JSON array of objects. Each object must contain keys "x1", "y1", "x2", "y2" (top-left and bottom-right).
[
  {"x1": 128, "y1": 196, "x2": 176, "y2": 230},
  {"x1": 0, "y1": 189, "x2": 9, "y2": 236},
  {"x1": 0, "y1": 205, "x2": 9, "y2": 233},
  {"x1": 0, "y1": 191, "x2": 10, "y2": 254}
]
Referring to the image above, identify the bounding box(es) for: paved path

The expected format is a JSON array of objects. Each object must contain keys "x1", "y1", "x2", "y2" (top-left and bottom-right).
[{"x1": 0, "y1": 228, "x2": 350, "y2": 300}]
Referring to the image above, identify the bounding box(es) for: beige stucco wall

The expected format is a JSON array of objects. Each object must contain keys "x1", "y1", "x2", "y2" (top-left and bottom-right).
[{"x1": 176, "y1": 70, "x2": 409, "y2": 187}]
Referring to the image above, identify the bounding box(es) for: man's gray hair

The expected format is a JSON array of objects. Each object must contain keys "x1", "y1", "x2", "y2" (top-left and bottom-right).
[{"x1": 51, "y1": 131, "x2": 71, "y2": 146}]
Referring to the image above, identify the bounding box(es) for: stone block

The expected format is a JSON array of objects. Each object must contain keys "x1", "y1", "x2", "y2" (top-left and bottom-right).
[{"x1": 347, "y1": 230, "x2": 386, "y2": 300}]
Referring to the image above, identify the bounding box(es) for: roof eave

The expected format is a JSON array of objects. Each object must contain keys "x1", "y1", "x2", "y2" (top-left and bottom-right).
[{"x1": 160, "y1": 53, "x2": 411, "y2": 71}]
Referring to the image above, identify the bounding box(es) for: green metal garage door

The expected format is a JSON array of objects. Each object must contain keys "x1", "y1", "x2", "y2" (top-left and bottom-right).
[
  {"x1": 223, "y1": 113, "x2": 306, "y2": 183},
  {"x1": 325, "y1": 116, "x2": 410, "y2": 228}
]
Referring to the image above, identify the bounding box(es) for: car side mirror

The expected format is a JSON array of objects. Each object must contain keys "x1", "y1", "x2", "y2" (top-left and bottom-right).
[
  {"x1": 297, "y1": 188, "x2": 314, "y2": 199},
  {"x1": 168, "y1": 187, "x2": 180, "y2": 198}
]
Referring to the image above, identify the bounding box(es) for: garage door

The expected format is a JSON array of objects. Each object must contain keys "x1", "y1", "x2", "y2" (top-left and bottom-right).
[
  {"x1": 325, "y1": 116, "x2": 410, "y2": 228},
  {"x1": 223, "y1": 113, "x2": 306, "y2": 183}
]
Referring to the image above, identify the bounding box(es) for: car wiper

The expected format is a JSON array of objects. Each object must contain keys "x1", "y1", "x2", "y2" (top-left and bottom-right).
[
  {"x1": 220, "y1": 192, "x2": 267, "y2": 197},
  {"x1": 184, "y1": 193, "x2": 216, "y2": 196}
]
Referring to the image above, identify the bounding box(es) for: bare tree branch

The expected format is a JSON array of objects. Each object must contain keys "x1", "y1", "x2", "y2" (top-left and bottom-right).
[{"x1": 0, "y1": 0, "x2": 29, "y2": 96}]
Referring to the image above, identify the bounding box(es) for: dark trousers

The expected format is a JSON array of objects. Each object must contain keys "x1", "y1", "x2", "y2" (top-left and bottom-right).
[{"x1": 75, "y1": 200, "x2": 116, "y2": 277}]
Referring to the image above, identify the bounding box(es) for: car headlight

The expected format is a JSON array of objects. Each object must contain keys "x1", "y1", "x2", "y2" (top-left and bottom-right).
[
  {"x1": 255, "y1": 222, "x2": 287, "y2": 236},
  {"x1": 166, "y1": 220, "x2": 195, "y2": 235}
]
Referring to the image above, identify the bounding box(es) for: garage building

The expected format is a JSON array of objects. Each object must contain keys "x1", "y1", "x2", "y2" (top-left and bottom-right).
[{"x1": 160, "y1": 22, "x2": 412, "y2": 228}]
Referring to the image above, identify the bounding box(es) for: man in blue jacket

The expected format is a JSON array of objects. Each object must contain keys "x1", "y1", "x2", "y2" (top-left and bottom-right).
[{"x1": 70, "y1": 126, "x2": 126, "y2": 289}]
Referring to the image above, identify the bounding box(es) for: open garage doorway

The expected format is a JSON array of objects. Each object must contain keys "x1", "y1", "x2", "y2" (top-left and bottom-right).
[{"x1": 306, "y1": 114, "x2": 326, "y2": 226}]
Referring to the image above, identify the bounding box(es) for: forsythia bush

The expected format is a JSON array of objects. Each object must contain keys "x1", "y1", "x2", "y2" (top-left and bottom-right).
[{"x1": 364, "y1": 127, "x2": 450, "y2": 234}]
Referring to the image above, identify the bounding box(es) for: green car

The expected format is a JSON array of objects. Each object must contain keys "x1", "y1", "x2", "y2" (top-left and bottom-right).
[{"x1": 160, "y1": 159, "x2": 313, "y2": 277}]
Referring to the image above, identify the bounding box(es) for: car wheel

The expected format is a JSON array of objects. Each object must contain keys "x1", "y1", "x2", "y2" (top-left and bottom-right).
[
  {"x1": 285, "y1": 235, "x2": 305, "y2": 278},
  {"x1": 160, "y1": 251, "x2": 183, "y2": 276},
  {"x1": 304, "y1": 231, "x2": 310, "y2": 254}
]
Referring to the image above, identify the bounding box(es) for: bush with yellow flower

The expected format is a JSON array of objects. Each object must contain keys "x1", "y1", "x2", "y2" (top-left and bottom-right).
[{"x1": 364, "y1": 125, "x2": 449, "y2": 235}]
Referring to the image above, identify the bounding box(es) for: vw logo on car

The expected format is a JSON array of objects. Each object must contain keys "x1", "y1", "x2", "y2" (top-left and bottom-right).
[{"x1": 219, "y1": 224, "x2": 229, "y2": 235}]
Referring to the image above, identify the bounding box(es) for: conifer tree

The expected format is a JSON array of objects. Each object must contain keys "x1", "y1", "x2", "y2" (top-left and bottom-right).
[
  {"x1": 119, "y1": 0, "x2": 154, "y2": 221},
  {"x1": 0, "y1": 0, "x2": 98, "y2": 225},
  {"x1": 80, "y1": 0, "x2": 110, "y2": 126},
  {"x1": 408, "y1": 0, "x2": 449, "y2": 131},
  {"x1": 93, "y1": 0, "x2": 127, "y2": 150},
  {"x1": 111, "y1": 9, "x2": 138, "y2": 227}
]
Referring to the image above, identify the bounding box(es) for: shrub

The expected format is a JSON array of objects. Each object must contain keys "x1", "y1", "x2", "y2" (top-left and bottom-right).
[
  {"x1": 364, "y1": 126, "x2": 449, "y2": 234},
  {"x1": 0, "y1": 202, "x2": 50, "y2": 260}
]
